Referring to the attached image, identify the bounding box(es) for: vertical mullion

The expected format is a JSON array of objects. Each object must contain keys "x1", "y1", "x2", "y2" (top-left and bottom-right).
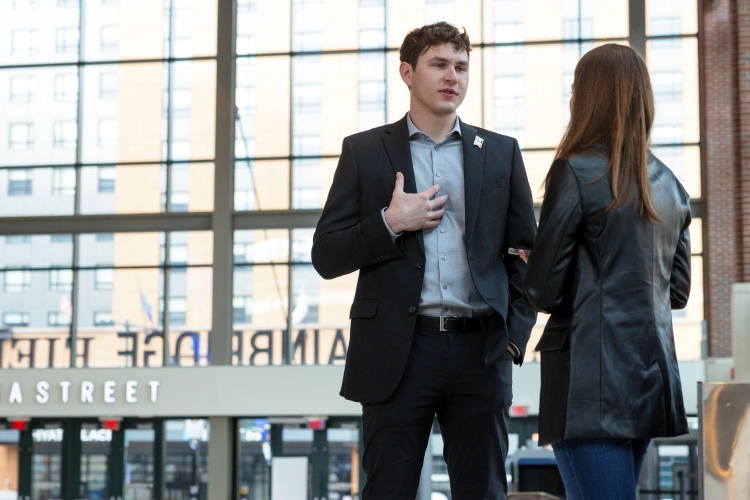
[
  {"x1": 629, "y1": 0, "x2": 647, "y2": 57},
  {"x1": 383, "y1": 0, "x2": 388, "y2": 122},
  {"x1": 162, "y1": 0, "x2": 175, "y2": 367},
  {"x1": 480, "y1": 0, "x2": 485, "y2": 129},
  {"x1": 69, "y1": 0, "x2": 86, "y2": 368},
  {"x1": 209, "y1": 0, "x2": 237, "y2": 367},
  {"x1": 285, "y1": 0, "x2": 296, "y2": 365}
]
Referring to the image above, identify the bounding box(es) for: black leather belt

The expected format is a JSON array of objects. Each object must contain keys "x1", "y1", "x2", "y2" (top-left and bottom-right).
[{"x1": 416, "y1": 315, "x2": 482, "y2": 332}]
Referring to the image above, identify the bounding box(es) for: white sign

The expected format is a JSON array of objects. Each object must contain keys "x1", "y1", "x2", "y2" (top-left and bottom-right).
[
  {"x1": 1, "y1": 380, "x2": 161, "y2": 405},
  {"x1": 32, "y1": 428, "x2": 113, "y2": 443}
]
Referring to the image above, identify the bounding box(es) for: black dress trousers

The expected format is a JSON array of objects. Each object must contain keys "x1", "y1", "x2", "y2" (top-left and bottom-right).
[{"x1": 361, "y1": 324, "x2": 514, "y2": 500}]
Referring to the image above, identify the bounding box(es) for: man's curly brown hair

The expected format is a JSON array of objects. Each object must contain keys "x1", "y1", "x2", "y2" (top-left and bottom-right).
[{"x1": 399, "y1": 22, "x2": 472, "y2": 69}]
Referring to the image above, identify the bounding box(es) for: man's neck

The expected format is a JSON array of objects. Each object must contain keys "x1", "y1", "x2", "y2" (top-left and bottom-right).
[{"x1": 408, "y1": 106, "x2": 457, "y2": 143}]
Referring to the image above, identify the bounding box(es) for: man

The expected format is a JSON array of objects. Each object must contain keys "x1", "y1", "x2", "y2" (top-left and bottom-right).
[{"x1": 312, "y1": 22, "x2": 537, "y2": 499}]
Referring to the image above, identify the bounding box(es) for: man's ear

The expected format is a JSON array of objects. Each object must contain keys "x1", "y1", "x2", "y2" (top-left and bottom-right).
[{"x1": 399, "y1": 61, "x2": 413, "y2": 91}]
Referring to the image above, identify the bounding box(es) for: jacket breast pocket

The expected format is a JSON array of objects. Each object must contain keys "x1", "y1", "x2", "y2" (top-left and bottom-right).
[
  {"x1": 482, "y1": 177, "x2": 508, "y2": 190},
  {"x1": 535, "y1": 326, "x2": 569, "y2": 352},
  {"x1": 349, "y1": 299, "x2": 379, "y2": 319}
]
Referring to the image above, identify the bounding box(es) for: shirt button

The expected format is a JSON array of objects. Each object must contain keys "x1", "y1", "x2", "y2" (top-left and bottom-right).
[
  {"x1": 434, "y1": 145, "x2": 439, "y2": 151},
  {"x1": 442, "y1": 256, "x2": 447, "y2": 260},
  {"x1": 436, "y1": 172, "x2": 441, "y2": 177},
  {"x1": 443, "y1": 285, "x2": 448, "y2": 290},
  {"x1": 440, "y1": 229, "x2": 445, "y2": 233}
]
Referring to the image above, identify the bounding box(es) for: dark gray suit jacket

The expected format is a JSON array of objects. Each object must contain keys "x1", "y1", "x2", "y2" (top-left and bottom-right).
[{"x1": 312, "y1": 114, "x2": 537, "y2": 404}]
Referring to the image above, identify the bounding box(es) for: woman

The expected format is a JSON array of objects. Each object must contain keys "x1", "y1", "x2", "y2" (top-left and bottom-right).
[{"x1": 522, "y1": 44, "x2": 691, "y2": 500}]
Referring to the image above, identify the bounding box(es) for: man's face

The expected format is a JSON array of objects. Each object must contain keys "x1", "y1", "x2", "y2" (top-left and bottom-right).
[{"x1": 401, "y1": 43, "x2": 469, "y2": 118}]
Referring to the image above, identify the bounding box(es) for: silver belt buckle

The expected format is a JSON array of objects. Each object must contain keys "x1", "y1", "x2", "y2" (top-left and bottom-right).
[{"x1": 439, "y1": 315, "x2": 457, "y2": 332}]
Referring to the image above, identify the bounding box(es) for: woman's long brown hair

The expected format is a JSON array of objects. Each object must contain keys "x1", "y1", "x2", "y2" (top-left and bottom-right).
[{"x1": 556, "y1": 43, "x2": 661, "y2": 221}]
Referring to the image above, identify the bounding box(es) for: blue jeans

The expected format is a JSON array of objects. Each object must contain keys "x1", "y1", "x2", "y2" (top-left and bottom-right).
[{"x1": 553, "y1": 438, "x2": 651, "y2": 500}]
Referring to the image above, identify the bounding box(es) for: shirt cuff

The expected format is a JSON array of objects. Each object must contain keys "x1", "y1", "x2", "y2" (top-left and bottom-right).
[
  {"x1": 381, "y1": 208, "x2": 402, "y2": 242},
  {"x1": 508, "y1": 340, "x2": 521, "y2": 358}
]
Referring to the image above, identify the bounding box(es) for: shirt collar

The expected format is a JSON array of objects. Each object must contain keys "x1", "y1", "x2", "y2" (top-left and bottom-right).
[{"x1": 406, "y1": 113, "x2": 462, "y2": 141}]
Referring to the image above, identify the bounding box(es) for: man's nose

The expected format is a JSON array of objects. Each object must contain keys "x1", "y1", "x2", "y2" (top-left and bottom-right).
[{"x1": 444, "y1": 68, "x2": 457, "y2": 83}]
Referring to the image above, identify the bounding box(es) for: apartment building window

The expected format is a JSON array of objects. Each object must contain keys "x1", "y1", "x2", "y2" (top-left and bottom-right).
[
  {"x1": 98, "y1": 120, "x2": 117, "y2": 148},
  {"x1": 54, "y1": 74, "x2": 78, "y2": 101},
  {"x1": 57, "y1": 0, "x2": 79, "y2": 6},
  {"x1": 237, "y1": 35, "x2": 256, "y2": 55},
  {"x1": 293, "y1": 84, "x2": 321, "y2": 114},
  {"x1": 236, "y1": 85, "x2": 256, "y2": 117},
  {"x1": 8, "y1": 169, "x2": 33, "y2": 196},
  {"x1": 51, "y1": 234, "x2": 73, "y2": 243},
  {"x1": 11, "y1": 30, "x2": 37, "y2": 57},
  {"x1": 96, "y1": 233, "x2": 114, "y2": 242},
  {"x1": 94, "y1": 268, "x2": 114, "y2": 290},
  {"x1": 48, "y1": 312, "x2": 71, "y2": 327},
  {"x1": 100, "y1": 26, "x2": 119, "y2": 53},
  {"x1": 495, "y1": 75, "x2": 524, "y2": 107},
  {"x1": 651, "y1": 17, "x2": 681, "y2": 36},
  {"x1": 170, "y1": 192, "x2": 189, "y2": 212},
  {"x1": 293, "y1": 136, "x2": 321, "y2": 156},
  {"x1": 652, "y1": 72, "x2": 683, "y2": 102},
  {"x1": 13, "y1": 0, "x2": 36, "y2": 8},
  {"x1": 99, "y1": 72, "x2": 118, "y2": 99},
  {"x1": 10, "y1": 76, "x2": 36, "y2": 103},
  {"x1": 53, "y1": 121, "x2": 77, "y2": 148},
  {"x1": 94, "y1": 311, "x2": 114, "y2": 326},
  {"x1": 52, "y1": 168, "x2": 76, "y2": 196},
  {"x1": 172, "y1": 89, "x2": 191, "y2": 116},
  {"x1": 97, "y1": 167, "x2": 116, "y2": 193},
  {"x1": 233, "y1": 296, "x2": 252, "y2": 325},
  {"x1": 359, "y1": 82, "x2": 385, "y2": 111},
  {"x1": 169, "y1": 297, "x2": 187, "y2": 326},
  {"x1": 49, "y1": 269, "x2": 74, "y2": 292},
  {"x1": 55, "y1": 27, "x2": 80, "y2": 55},
  {"x1": 5, "y1": 236, "x2": 31, "y2": 244},
  {"x1": 9, "y1": 124, "x2": 33, "y2": 150},
  {"x1": 563, "y1": 18, "x2": 593, "y2": 39},
  {"x1": 3, "y1": 313, "x2": 30, "y2": 327},
  {"x1": 5, "y1": 270, "x2": 32, "y2": 293},
  {"x1": 294, "y1": 32, "x2": 321, "y2": 51},
  {"x1": 237, "y1": 0, "x2": 256, "y2": 12}
]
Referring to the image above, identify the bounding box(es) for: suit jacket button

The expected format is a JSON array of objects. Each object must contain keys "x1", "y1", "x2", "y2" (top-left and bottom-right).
[
  {"x1": 416, "y1": 262, "x2": 424, "y2": 269},
  {"x1": 409, "y1": 307, "x2": 416, "y2": 313}
]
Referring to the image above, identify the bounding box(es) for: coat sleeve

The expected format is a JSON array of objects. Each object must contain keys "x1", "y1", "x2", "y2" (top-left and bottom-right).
[
  {"x1": 311, "y1": 137, "x2": 403, "y2": 280},
  {"x1": 670, "y1": 190, "x2": 692, "y2": 309},
  {"x1": 503, "y1": 139, "x2": 539, "y2": 363},
  {"x1": 523, "y1": 159, "x2": 583, "y2": 314}
]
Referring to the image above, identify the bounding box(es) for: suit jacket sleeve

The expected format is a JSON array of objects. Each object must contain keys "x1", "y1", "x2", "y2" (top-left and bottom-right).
[
  {"x1": 312, "y1": 137, "x2": 403, "y2": 280},
  {"x1": 670, "y1": 186, "x2": 692, "y2": 309},
  {"x1": 523, "y1": 159, "x2": 583, "y2": 315},
  {"x1": 503, "y1": 139, "x2": 540, "y2": 363}
]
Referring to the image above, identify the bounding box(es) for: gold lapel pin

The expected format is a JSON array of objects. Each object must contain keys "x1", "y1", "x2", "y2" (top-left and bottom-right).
[{"x1": 474, "y1": 136, "x2": 484, "y2": 149}]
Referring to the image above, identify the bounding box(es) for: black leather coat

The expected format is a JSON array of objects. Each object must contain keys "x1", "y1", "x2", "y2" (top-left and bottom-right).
[{"x1": 523, "y1": 149, "x2": 691, "y2": 446}]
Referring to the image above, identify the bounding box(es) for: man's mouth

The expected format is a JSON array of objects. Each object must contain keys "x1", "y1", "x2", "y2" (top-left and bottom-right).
[{"x1": 439, "y1": 88, "x2": 458, "y2": 96}]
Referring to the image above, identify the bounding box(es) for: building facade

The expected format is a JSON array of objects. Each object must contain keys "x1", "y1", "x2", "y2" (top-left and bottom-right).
[{"x1": 0, "y1": 0, "x2": 710, "y2": 499}]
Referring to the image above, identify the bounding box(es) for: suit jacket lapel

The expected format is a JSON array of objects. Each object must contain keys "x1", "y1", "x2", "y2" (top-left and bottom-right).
[
  {"x1": 382, "y1": 114, "x2": 425, "y2": 255},
  {"x1": 461, "y1": 121, "x2": 486, "y2": 243}
]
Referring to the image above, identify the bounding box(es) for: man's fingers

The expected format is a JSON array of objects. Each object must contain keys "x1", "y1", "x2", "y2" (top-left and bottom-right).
[
  {"x1": 427, "y1": 207, "x2": 446, "y2": 220},
  {"x1": 421, "y1": 184, "x2": 441, "y2": 198},
  {"x1": 429, "y1": 194, "x2": 448, "y2": 209},
  {"x1": 394, "y1": 172, "x2": 405, "y2": 193}
]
